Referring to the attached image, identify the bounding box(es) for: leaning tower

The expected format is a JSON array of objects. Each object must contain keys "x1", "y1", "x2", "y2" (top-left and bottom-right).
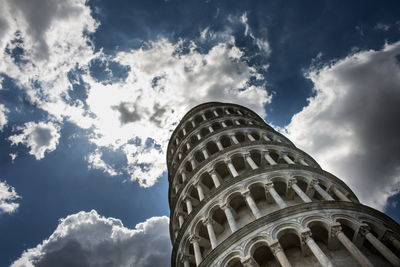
[{"x1": 167, "y1": 102, "x2": 400, "y2": 267}]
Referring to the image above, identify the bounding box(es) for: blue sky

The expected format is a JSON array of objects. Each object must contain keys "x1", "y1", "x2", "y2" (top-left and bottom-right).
[{"x1": 0, "y1": 0, "x2": 400, "y2": 266}]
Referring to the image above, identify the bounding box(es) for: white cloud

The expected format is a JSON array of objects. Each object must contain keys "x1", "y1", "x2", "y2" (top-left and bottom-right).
[
  {"x1": 374, "y1": 23, "x2": 390, "y2": 32},
  {"x1": 9, "y1": 121, "x2": 61, "y2": 160},
  {"x1": 12, "y1": 210, "x2": 171, "y2": 267},
  {"x1": 0, "y1": 180, "x2": 21, "y2": 214},
  {"x1": 284, "y1": 41, "x2": 400, "y2": 210},
  {"x1": 83, "y1": 37, "x2": 271, "y2": 186},
  {"x1": 87, "y1": 149, "x2": 120, "y2": 176},
  {"x1": 0, "y1": 104, "x2": 9, "y2": 131}
]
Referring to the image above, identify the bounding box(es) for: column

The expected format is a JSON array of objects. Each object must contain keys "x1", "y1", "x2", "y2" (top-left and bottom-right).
[
  {"x1": 269, "y1": 240, "x2": 292, "y2": 267},
  {"x1": 187, "y1": 143, "x2": 191, "y2": 150},
  {"x1": 182, "y1": 128, "x2": 187, "y2": 136},
  {"x1": 226, "y1": 160, "x2": 239, "y2": 177},
  {"x1": 191, "y1": 120, "x2": 196, "y2": 128},
  {"x1": 208, "y1": 126, "x2": 214, "y2": 133},
  {"x1": 182, "y1": 255, "x2": 190, "y2": 267},
  {"x1": 299, "y1": 158, "x2": 309, "y2": 166},
  {"x1": 216, "y1": 140, "x2": 224, "y2": 151},
  {"x1": 383, "y1": 231, "x2": 400, "y2": 252},
  {"x1": 210, "y1": 171, "x2": 221, "y2": 187},
  {"x1": 203, "y1": 218, "x2": 217, "y2": 249},
  {"x1": 243, "y1": 190, "x2": 261, "y2": 219},
  {"x1": 178, "y1": 215, "x2": 184, "y2": 227},
  {"x1": 236, "y1": 110, "x2": 243, "y2": 115},
  {"x1": 185, "y1": 198, "x2": 193, "y2": 213},
  {"x1": 289, "y1": 179, "x2": 312, "y2": 203},
  {"x1": 174, "y1": 184, "x2": 180, "y2": 194},
  {"x1": 312, "y1": 180, "x2": 334, "y2": 201},
  {"x1": 195, "y1": 182, "x2": 205, "y2": 201},
  {"x1": 178, "y1": 153, "x2": 182, "y2": 160},
  {"x1": 330, "y1": 224, "x2": 373, "y2": 267},
  {"x1": 231, "y1": 135, "x2": 239, "y2": 144},
  {"x1": 245, "y1": 154, "x2": 258, "y2": 170},
  {"x1": 191, "y1": 159, "x2": 197, "y2": 170},
  {"x1": 202, "y1": 148, "x2": 209, "y2": 159},
  {"x1": 213, "y1": 110, "x2": 219, "y2": 117},
  {"x1": 221, "y1": 121, "x2": 227, "y2": 128},
  {"x1": 182, "y1": 172, "x2": 187, "y2": 182},
  {"x1": 247, "y1": 133, "x2": 255, "y2": 141},
  {"x1": 360, "y1": 226, "x2": 400, "y2": 266},
  {"x1": 264, "y1": 151, "x2": 277, "y2": 165},
  {"x1": 175, "y1": 138, "x2": 179, "y2": 145},
  {"x1": 189, "y1": 235, "x2": 202, "y2": 266},
  {"x1": 235, "y1": 120, "x2": 241, "y2": 125},
  {"x1": 202, "y1": 114, "x2": 207, "y2": 121},
  {"x1": 221, "y1": 203, "x2": 238, "y2": 232},
  {"x1": 265, "y1": 182, "x2": 288, "y2": 208},
  {"x1": 263, "y1": 135, "x2": 271, "y2": 142},
  {"x1": 301, "y1": 231, "x2": 333, "y2": 267},
  {"x1": 197, "y1": 133, "x2": 201, "y2": 141},
  {"x1": 225, "y1": 109, "x2": 231, "y2": 115},
  {"x1": 282, "y1": 154, "x2": 294, "y2": 164},
  {"x1": 330, "y1": 186, "x2": 351, "y2": 202}
]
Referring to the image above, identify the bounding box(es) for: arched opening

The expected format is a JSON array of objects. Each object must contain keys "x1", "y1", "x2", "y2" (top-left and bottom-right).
[
  {"x1": 249, "y1": 184, "x2": 267, "y2": 214},
  {"x1": 200, "y1": 127, "x2": 210, "y2": 137},
  {"x1": 250, "y1": 132, "x2": 260, "y2": 140},
  {"x1": 232, "y1": 155, "x2": 246, "y2": 175},
  {"x1": 220, "y1": 136, "x2": 232, "y2": 148},
  {"x1": 185, "y1": 121, "x2": 193, "y2": 131},
  {"x1": 212, "y1": 122, "x2": 222, "y2": 131},
  {"x1": 215, "y1": 162, "x2": 231, "y2": 181},
  {"x1": 211, "y1": 206, "x2": 231, "y2": 241},
  {"x1": 278, "y1": 230, "x2": 302, "y2": 264},
  {"x1": 206, "y1": 141, "x2": 219, "y2": 155},
  {"x1": 204, "y1": 110, "x2": 214, "y2": 119},
  {"x1": 235, "y1": 132, "x2": 246, "y2": 143},
  {"x1": 269, "y1": 151, "x2": 280, "y2": 163},
  {"x1": 189, "y1": 186, "x2": 200, "y2": 202},
  {"x1": 227, "y1": 107, "x2": 235, "y2": 114},
  {"x1": 225, "y1": 120, "x2": 234, "y2": 127},
  {"x1": 309, "y1": 221, "x2": 329, "y2": 247},
  {"x1": 226, "y1": 258, "x2": 244, "y2": 267},
  {"x1": 185, "y1": 161, "x2": 193, "y2": 173},
  {"x1": 252, "y1": 243, "x2": 275, "y2": 266},
  {"x1": 314, "y1": 183, "x2": 328, "y2": 201},
  {"x1": 182, "y1": 146, "x2": 188, "y2": 154},
  {"x1": 273, "y1": 180, "x2": 287, "y2": 200},
  {"x1": 194, "y1": 114, "x2": 203, "y2": 124},
  {"x1": 229, "y1": 193, "x2": 253, "y2": 225},
  {"x1": 196, "y1": 222, "x2": 211, "y2": 258},
  {"x1": 199, "y1": 172, "x2": 214, "y2": 191},
  {"x1": 178, "y1": 130, "x2": 184, "y2": 138},
  {"x1": 190, "y1": 135, "x2": 198, "y2": 145},
  {"x1": 194, "y1": 150, "x2": 205, "y2": 163},
  {"x1": 238, "y1": 119, "x2": 246, "y2": 125},
  {"x1": 216, "y1": 108, "x2": 224, "y2": 116},
  {"x1": 250, "y1": 151, "x2": 262, "y2": 167}
]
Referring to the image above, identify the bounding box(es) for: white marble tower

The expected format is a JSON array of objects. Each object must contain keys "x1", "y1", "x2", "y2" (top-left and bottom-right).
[{"x1": 167, "y1": 102, "x2": 400, "y2": 267}]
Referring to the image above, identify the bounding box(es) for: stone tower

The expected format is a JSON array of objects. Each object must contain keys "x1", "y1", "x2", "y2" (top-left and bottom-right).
[{"x1": 167, "y1": 102, "x2": 400, "y2": 267}]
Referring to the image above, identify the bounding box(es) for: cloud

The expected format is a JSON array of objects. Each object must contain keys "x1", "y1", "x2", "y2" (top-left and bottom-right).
[
  {"x1": 0, "y1": 103, "x2": 9, "y2": 131},
  {"x1": 374, "y1": 23, "x2": 390, "y2": 32},
  {"x1": 12, "y1": 210, "x2": 171, "y2": 267},
  {"x1": 87, "y1": 149, "x2": 120, "y2": 177},
  {"x1": 9, "y1": 121, "x2": 61, "y2": 160},
  {"x1": 284, "y1": 41, "x2": 400, "y2": 210},
  {"x1": 0, "y1": 180, "x2": 21, "y2": 214}
]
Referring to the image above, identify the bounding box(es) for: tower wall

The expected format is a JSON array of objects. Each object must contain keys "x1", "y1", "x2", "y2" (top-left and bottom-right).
[{"x1": 167, "y1": 102, "x2": 400, "y2": 267}]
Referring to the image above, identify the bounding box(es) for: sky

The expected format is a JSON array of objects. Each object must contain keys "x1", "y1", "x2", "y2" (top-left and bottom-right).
[{"x1": 0, "y1": 0, "x2": 399, "y2": 266}]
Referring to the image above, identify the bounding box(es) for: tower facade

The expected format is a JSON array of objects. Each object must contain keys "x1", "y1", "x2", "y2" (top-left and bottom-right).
[{"x1": 167, "y1": 102, "x2": 400, "y2": 267}]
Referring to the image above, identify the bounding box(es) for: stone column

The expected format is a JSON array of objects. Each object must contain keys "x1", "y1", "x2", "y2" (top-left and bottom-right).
[
  {"x1": 231, "y1": 135, "x2": 239, "y2": 144},
  {"x1": 243, "y1": 190, "x2": 261, "y2": 219},
  {"x1": 245, "y1": 154, "x2": 258, "y2": 170},
  {"x1": 282, "y1": 154, "x2": 294, "y2": 164},
  {"x1": 203, "y1": 218, "x2": 217, "y2": 249},
  {"x1": 185, "y1": 198, "x2": 193, "y2": 213},
  {"x1": 191, "y1": 120, "x2": 196, "y2": 128},
  {"x1": 265, "y1": 182, "x2": 288, "y2": 208},
  {"x1": 191, "y1": 159, "x2": 197, "y2": 170},
  {"x1": 182, "y1": 128, "x2": 187, "y2": 136},
  {"x1": 236, "y1": 110, "x2": 243, "y2": 115},
  {"x1": 213, "y1": 110, "x2": 219, "y2": 117},
  {"x1": 360, "y1": 226, "x2": 400, "y2": 266},
  {"x1": 182, "y1": 256, "x2": 190, "y2": 267},
  {"x1": 221, "y1": 122, "x2": 227, "y2": 128},
  {"x1": 301, "y1": 231, "x2": 333, "y2": 267},
  {"x1": 263, "y1": 135, "x2": 271, "y2": 142},
  {"x1": 210, "y1": 171, "x2": 221, "y2": 188},
  {"x1": 226, "y1": 160, "x2": 239, "y2": 177},
  {"x1": 221, "y1": 203, "x2": 238, "y2": 232},
  {"x1": 216, "y1": 140, "x2": 224, "y2": 151},
  {"x1": 178, "y1": 214, "x2": 184, "y2": 227},
  {"x1": 330, "y1": 224, "x2": 373, "y2": 267},
  {"x1": 330, "y1": 186, "x2": 351, "y2": 202},
  {"x1": 269, "y1": 240, "x2": 292, "y2": 267},
  {"x1": 202, "y1": 114, "x2": 207, "y2": 121},
  {"x1": 235, "y1": 120, "x2": 241, "y2": 126},
  {"x1": 189, "y1": 235, "x2": 202, "y2": 266},
  {"x1": 208, "y1": 126, "x2": 214, "y2": 133},
  {"x1": 178, "y1": 152, "x2": 182, "y2": 160},
  {"x1": 288, "y1": 179, "x2": 312, "y2": 203},
  {"x1": 241, "y1": 256, "x2": 260, "y2": 267},
  {"x1": 383, "y1": 231, "x2": 400, "y2": 252},
  {"x1": 187, "y1": 143, "x2": 191, "y2": 150},
  {"x1": 225, "y1": 109, "x2": 231, "y2": 115},
  {"x1": 247, "y1": 133, "x2": 255, "y2": 141},
  {"x1": 195, "y1": 182, "x2": 205, "y2": 201},
  {"x1": 299, "y1": 158, "x2": 308, "y2": 166},
  {"x1": 197, "y1": 133, "x2": 201, "y2": 141},
  {"x1": 182, "y1": 172, "x2": 187, "y2": 182},
  {"x1": 264, "y1": 151, "x2": 277, "y2": 165},
  {"x1": 202, "y1": 148, "x2": 209, "y2": 159},
  {"x1": 311, "y1": 180, "x2": 334, "y2": 201}
]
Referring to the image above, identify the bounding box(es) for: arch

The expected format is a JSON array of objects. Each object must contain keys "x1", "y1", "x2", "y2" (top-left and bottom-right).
[
  {"x1": 212, "y1": 122, "x2": 222, "y2": 131},
  {"x1": 235, "y1": 132, "x2": 246, "y2": 143},
  {"x1": 231, "y1": 154, "x2": 246, "y2": 175},
  {"x1": 220, "y1": 135, "x2": 232, "y2": 148},
  {"x1": 206, "y1": 141, "x2": 219, "y2": 155},
  {"x1": 221, "y1": 251, "x2": 244, "y2": 267},
  {"x1": 194, "y1": 150, "x2": 205, "y2": 163},
  {"x1": 204, "y1": 110, "x2": 214, "y2": 119},
  {"x1": 200, "y1": 127, "x2": 210, "y2": 137},
  {"x1": 194, "y1": 114, "x2": 203, "y2": 124},
  {"x1": 215, "y1": 161, "x2": 231, "y2": 181}
]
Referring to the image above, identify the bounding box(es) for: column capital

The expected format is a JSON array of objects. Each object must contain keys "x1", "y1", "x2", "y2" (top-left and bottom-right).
[
  {"x1": 300, "y1": 229, "x2": 313, "y2": 244},
  {"x1": 268, "y1": 240, "x2": 283, "y2": 255},
  {"x1": 330, "y1": 222, "x2": 342, "y2": 237},
  {"x1": 383, "y1": 230, "x2": 396, "y2": 242},
  {"x1": 265, "y1": 181, "x2": 274, "y2": 190},
  {"x1": 288, "y1": 178, "x2": 297, "y2": 188},
  {"x1": 310, "y1": 179, "x2": 319, "y2": 186},
  {"x1": 220, "y1": 202, "x2": 230, "y2": 210},
  {"x1": 359, "y1": 224, "x2": 371, "y2": 236},
  {"x1": 241, "y1": 256, "x2": 258, "y2": 267},
  {"x1": 202, "y1": 217, "x2": 213, "y2": 226},
  {"x1": 242, "y1": 190, "x2": 252, "y2": 197},
  {"x1": 189, "y1": 234, "x2": 200, "y2": 243}
]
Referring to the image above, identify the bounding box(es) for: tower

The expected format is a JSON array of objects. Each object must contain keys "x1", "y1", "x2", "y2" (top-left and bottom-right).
[{"x1": 167, "y1": 102, "x2": 400, "y2": 267}]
